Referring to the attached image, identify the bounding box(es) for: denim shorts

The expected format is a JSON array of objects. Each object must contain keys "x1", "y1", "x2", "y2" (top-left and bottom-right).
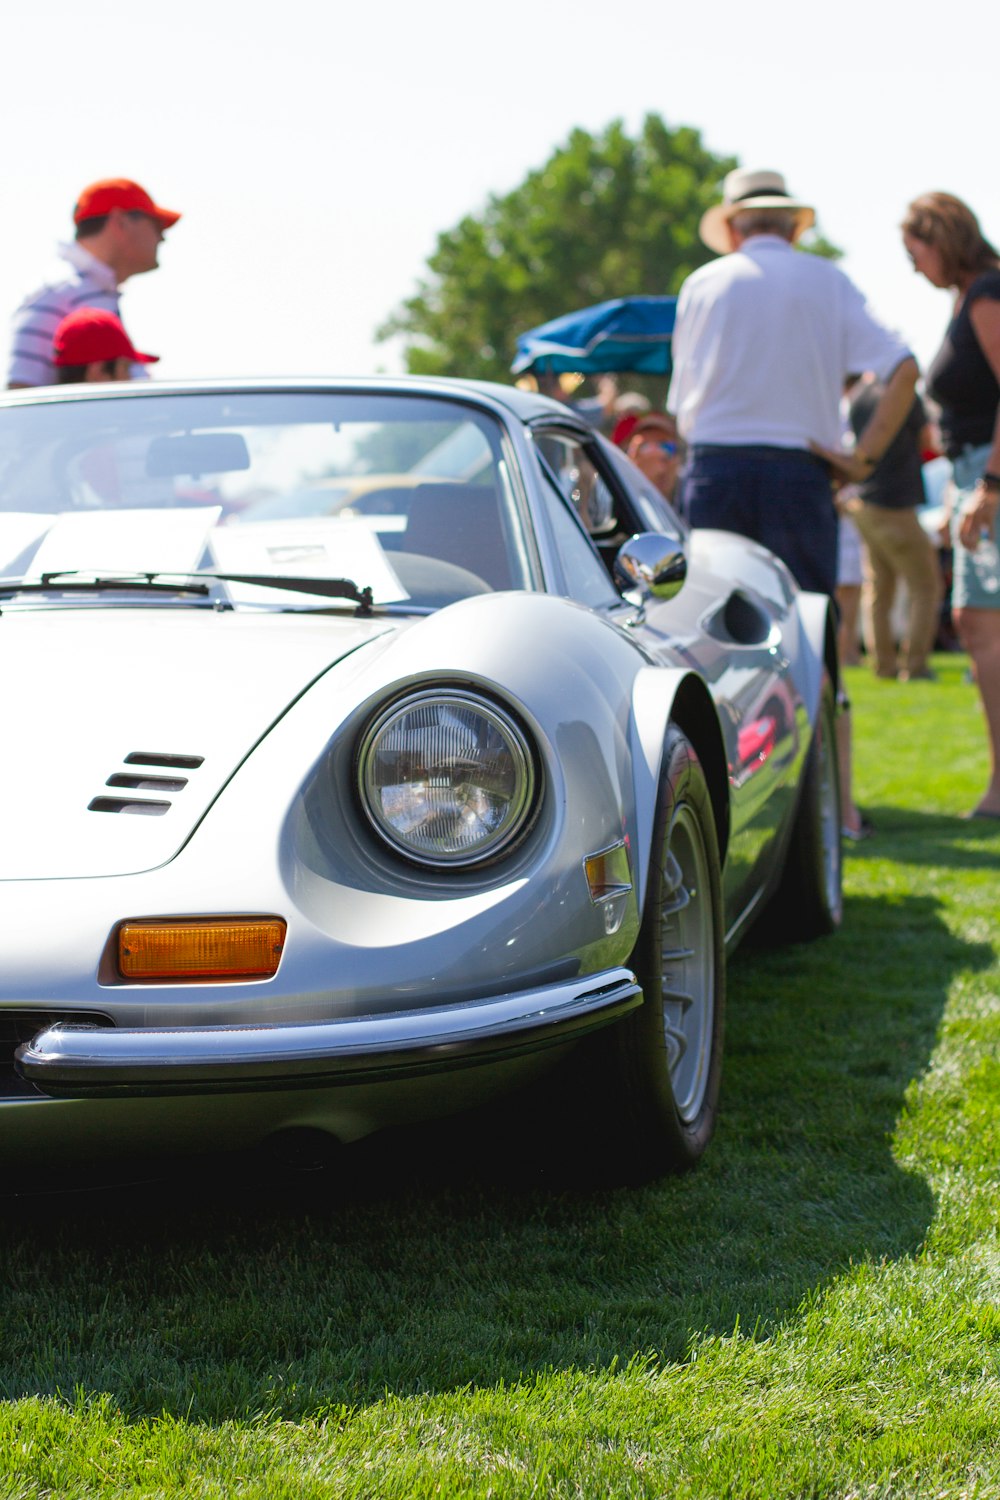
[{"x1": 950, "y1": 443, "x2": 1000, "y2": 611}]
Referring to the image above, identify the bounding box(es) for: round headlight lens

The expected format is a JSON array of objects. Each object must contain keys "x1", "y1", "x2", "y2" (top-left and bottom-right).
[{"x1": 358, "y1": 691, "x2": 536, "y2": 866}]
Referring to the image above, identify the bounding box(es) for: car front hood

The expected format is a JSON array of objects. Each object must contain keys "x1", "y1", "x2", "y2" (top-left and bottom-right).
[{"x1": 0, "y1": 607, "x2": 393, "y2": 880}]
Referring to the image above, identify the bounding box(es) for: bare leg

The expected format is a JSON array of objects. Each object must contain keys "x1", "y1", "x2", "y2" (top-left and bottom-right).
[
  {"x1": 836, "y1": 583, "x2": 862, "y2": 667},
  {"x1": 836, "y1": 698, "x2": 869, "y2": 838},
  {"x1": 953, "y1": 606, "x2": 1000, "y2": 815}
]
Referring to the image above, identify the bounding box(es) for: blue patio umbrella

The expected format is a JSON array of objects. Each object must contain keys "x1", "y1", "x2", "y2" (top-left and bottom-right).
[{"x1": 511, "y1": 296, "x2": 677, "y2": 378}]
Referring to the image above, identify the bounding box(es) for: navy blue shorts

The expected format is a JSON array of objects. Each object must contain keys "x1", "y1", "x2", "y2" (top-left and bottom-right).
[{"x1": 679, "y1": 445, "x2": 839, "y2": 597}]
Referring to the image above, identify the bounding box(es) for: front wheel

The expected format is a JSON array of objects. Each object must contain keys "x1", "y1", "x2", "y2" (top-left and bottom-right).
[{"x1": 603, "y1": 725, "x2": 726, "y2": 1177}]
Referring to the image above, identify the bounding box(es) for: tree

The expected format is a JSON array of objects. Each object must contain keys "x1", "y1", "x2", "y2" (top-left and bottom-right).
[{"x1": 379, "y1": 115, "x2": 739, "y2": 384}]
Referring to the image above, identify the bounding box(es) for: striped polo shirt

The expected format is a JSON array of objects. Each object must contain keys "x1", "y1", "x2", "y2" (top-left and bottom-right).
[{"x1": 6, "y1": 241, "x2": 124, "y2": 387}]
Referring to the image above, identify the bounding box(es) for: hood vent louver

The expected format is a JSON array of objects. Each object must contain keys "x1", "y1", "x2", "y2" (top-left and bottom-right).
[
  {"x1": 88, "y1": 751, "x2": 204, "y2": 816},
  {"x1": 89, "y1": 796, "x2": 170, "y2": 817},
  {"x1": 107, "y1": 773, "x2": 188, "y2": 792},
  {"x1": 124, "y1": 751, "x2": 205, "y2": 770}
]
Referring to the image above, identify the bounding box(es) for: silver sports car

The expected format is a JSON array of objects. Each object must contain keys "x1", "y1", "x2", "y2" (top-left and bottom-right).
[{"x1": 0, "y1": 378, "x2": 841, "y2": 1178}]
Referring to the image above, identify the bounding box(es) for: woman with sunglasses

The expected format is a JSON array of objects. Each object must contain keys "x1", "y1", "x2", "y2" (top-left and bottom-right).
[{"x1": 624, "y1": 413, "x2": 681, "y2": 501}]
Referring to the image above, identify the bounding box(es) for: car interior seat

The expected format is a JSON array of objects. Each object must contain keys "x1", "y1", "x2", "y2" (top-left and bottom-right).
[{"x1": 402, "y1": 483, "x2": 513, "y2": 591}]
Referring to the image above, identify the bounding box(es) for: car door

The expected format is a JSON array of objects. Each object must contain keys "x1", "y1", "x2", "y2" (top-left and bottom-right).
[{"x1": 531, "y1": 421, "x2": 805, "y2": 926}]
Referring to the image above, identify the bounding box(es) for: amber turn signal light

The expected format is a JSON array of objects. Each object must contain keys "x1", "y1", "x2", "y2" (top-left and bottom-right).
[
  {"x1": 118, "y1": 918, "x2": 286, "y2": 981},
  {"x1": 584, "y1": 841, "x2": 633, "y2": 904}
]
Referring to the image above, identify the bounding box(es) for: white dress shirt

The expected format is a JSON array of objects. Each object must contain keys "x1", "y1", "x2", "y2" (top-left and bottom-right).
[{"x1": 667, "y1": 237, "x2": 913, "y2": 452}]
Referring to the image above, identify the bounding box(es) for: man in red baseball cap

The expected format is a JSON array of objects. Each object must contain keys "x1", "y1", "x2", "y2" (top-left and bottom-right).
[
  {"x1": 72, "y1": 178, "x2": 180, "y2": 232},
  {"x1": 7, "y1": 177, "x2": 180, "y2": 388},
  {"x1": 53, "y1": 308, "x2": 159, "y2": 384}
]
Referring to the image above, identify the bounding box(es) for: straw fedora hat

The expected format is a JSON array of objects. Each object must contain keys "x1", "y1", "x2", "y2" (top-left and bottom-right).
[{"x1": 699, "y1": 169, "x2": 816, "y2": 255}]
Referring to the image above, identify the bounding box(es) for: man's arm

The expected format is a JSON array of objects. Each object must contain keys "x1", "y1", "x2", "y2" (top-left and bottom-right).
[
  {"x1": 853, "y1": 357, "x2": 921, "y2": 466},
  {"x1": 812, "y1": 356, "x2": 920, "y2": 483}
]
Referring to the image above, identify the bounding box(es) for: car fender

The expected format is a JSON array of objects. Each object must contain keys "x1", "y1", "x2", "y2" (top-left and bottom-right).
[
  {"x1": 192, "y1": 591, "x2": 656, "y2": 1005},
  {"x1": 789, "y1": 589, "x2": 839, "y2": 722},
  {"x1": 628, "y1": 665, "x2": 730, "y2": 913}
]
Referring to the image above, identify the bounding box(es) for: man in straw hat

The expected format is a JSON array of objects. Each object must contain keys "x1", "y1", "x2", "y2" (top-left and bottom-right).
[
  {"x1": 668, "y1": 168, "x2": 918, "y2": 592},
  {"x1": 667, "y1": 168, "x2": 921, "y2": 839}
]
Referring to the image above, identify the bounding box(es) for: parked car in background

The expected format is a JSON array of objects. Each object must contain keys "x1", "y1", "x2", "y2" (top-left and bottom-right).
[{"x1": 0, "y1": 378, "x2": 841, "y2": 1181}]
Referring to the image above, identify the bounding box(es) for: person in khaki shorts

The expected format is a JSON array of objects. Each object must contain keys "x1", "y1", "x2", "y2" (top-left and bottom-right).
[{"x1": 846, "y1": 374, "x2": 943, "y2": 679}]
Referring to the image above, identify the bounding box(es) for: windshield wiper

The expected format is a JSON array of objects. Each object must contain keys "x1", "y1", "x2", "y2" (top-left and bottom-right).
[
  {"x1": 0, "y1": 571, "x2": 211, "y2": 597},
  {"x1": 205, "y1": 572, "x2": 374, "y2": 613},
  {"x1": 0, "y1": 569, "x2": 375, "y2": 614}
]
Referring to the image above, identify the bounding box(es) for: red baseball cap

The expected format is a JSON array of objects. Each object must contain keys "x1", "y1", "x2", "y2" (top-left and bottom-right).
[
  {"x1": 52, "y1": 308, "x2": 159, "y2": 367},
  {"x1": 73, "y1": 178, "x2": 181, "y2": 229},
  {"x1": 611, "y1": 413, "x2": 641, "y2": 448},
  {"x1": 632, "y1": 413, "x2": 677, "y2": 439}
]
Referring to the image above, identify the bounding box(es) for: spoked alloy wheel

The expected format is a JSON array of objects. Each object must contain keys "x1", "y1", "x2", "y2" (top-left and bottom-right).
[
  {"x1": 604, "y1": 725, "x2": 725, "y2": 1177},
  {"x1": 812, "y1": 683, "x2": 844, "y2": 929},
  {"x1": 659, "y1": 800, "x2": 717, "y2": 1125}
]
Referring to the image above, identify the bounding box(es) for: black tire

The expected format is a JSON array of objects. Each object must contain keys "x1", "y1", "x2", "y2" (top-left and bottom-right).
[
  {"x1": 763, "y1": 676, "x2": 843, "y2": 942},
  {"x1": 603, "y1": 725, "x2": 726, "y2": 1177}
]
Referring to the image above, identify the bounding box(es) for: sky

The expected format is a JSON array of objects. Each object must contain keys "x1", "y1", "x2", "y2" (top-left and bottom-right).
[{"x1": 1, "y1": 0, "x2": 995, "y2": 386}]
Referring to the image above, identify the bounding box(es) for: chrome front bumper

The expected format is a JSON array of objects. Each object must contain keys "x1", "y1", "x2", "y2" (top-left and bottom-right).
[{"x1": 15, "y1": 970, "x2": 642, "y2": 1098}]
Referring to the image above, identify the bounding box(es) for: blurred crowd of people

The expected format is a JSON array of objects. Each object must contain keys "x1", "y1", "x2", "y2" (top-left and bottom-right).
[
  {"x1": 7, "y1": 172, "x2": 1000, "y2": 824},
  {"x1": 543, "y1": 173, "x2": 1000, "y2": 829}
]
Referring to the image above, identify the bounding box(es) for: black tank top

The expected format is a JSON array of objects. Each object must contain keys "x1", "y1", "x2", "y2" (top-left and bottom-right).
[{"x1": 926, "y1": 268, "x2": 1000, "y2": 457}]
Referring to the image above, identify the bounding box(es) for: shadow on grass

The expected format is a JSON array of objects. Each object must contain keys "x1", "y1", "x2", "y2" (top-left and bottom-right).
[
  {"x1": 841, "y1": 803, "x2": 1000, "y2": 869},
  {"x1": 0, "y1": 892, "x2": 987, "y2": 1421}
]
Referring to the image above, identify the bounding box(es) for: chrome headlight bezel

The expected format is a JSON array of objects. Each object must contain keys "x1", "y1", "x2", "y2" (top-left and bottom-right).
[{"x1": 356, "y1": 688, "x2": 538, "y2": 869}]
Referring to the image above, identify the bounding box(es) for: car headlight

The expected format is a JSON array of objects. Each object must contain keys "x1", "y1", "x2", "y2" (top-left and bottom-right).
[{"x1": 358, "y1": 689, "x2": 536, "y2": 866}]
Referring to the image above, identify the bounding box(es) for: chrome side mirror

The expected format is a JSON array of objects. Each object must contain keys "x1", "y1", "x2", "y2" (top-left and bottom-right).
[{"x1": 613, "y1": 532, "x2": 687, "y2": 603}]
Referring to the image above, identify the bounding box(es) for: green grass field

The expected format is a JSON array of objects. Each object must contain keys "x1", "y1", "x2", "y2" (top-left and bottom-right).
[{"x1": 3, "y1": 655, "x2": 999, "y2": 1498}]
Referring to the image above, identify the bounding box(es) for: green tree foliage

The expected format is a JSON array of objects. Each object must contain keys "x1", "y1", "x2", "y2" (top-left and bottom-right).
[
  {"x1": 379, "y1": 115, "x2": 740, "y2": 384},
  {"x1": 381, "y1": 116, "x2": 842, "y2": 387}
]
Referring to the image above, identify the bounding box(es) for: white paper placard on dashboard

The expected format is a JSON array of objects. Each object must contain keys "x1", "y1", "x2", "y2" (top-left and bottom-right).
[
  {"x1": 27, "y1": 507, "x2": 222, "y2": 580},
  {"x1": 209, "y1": 519, "x2": 408, "y2": 605}
]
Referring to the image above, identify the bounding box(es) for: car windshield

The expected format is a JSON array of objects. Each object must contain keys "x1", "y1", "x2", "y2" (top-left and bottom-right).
[{"x1": 0, "y1": 390, "x2": 533, "y2": 610}]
